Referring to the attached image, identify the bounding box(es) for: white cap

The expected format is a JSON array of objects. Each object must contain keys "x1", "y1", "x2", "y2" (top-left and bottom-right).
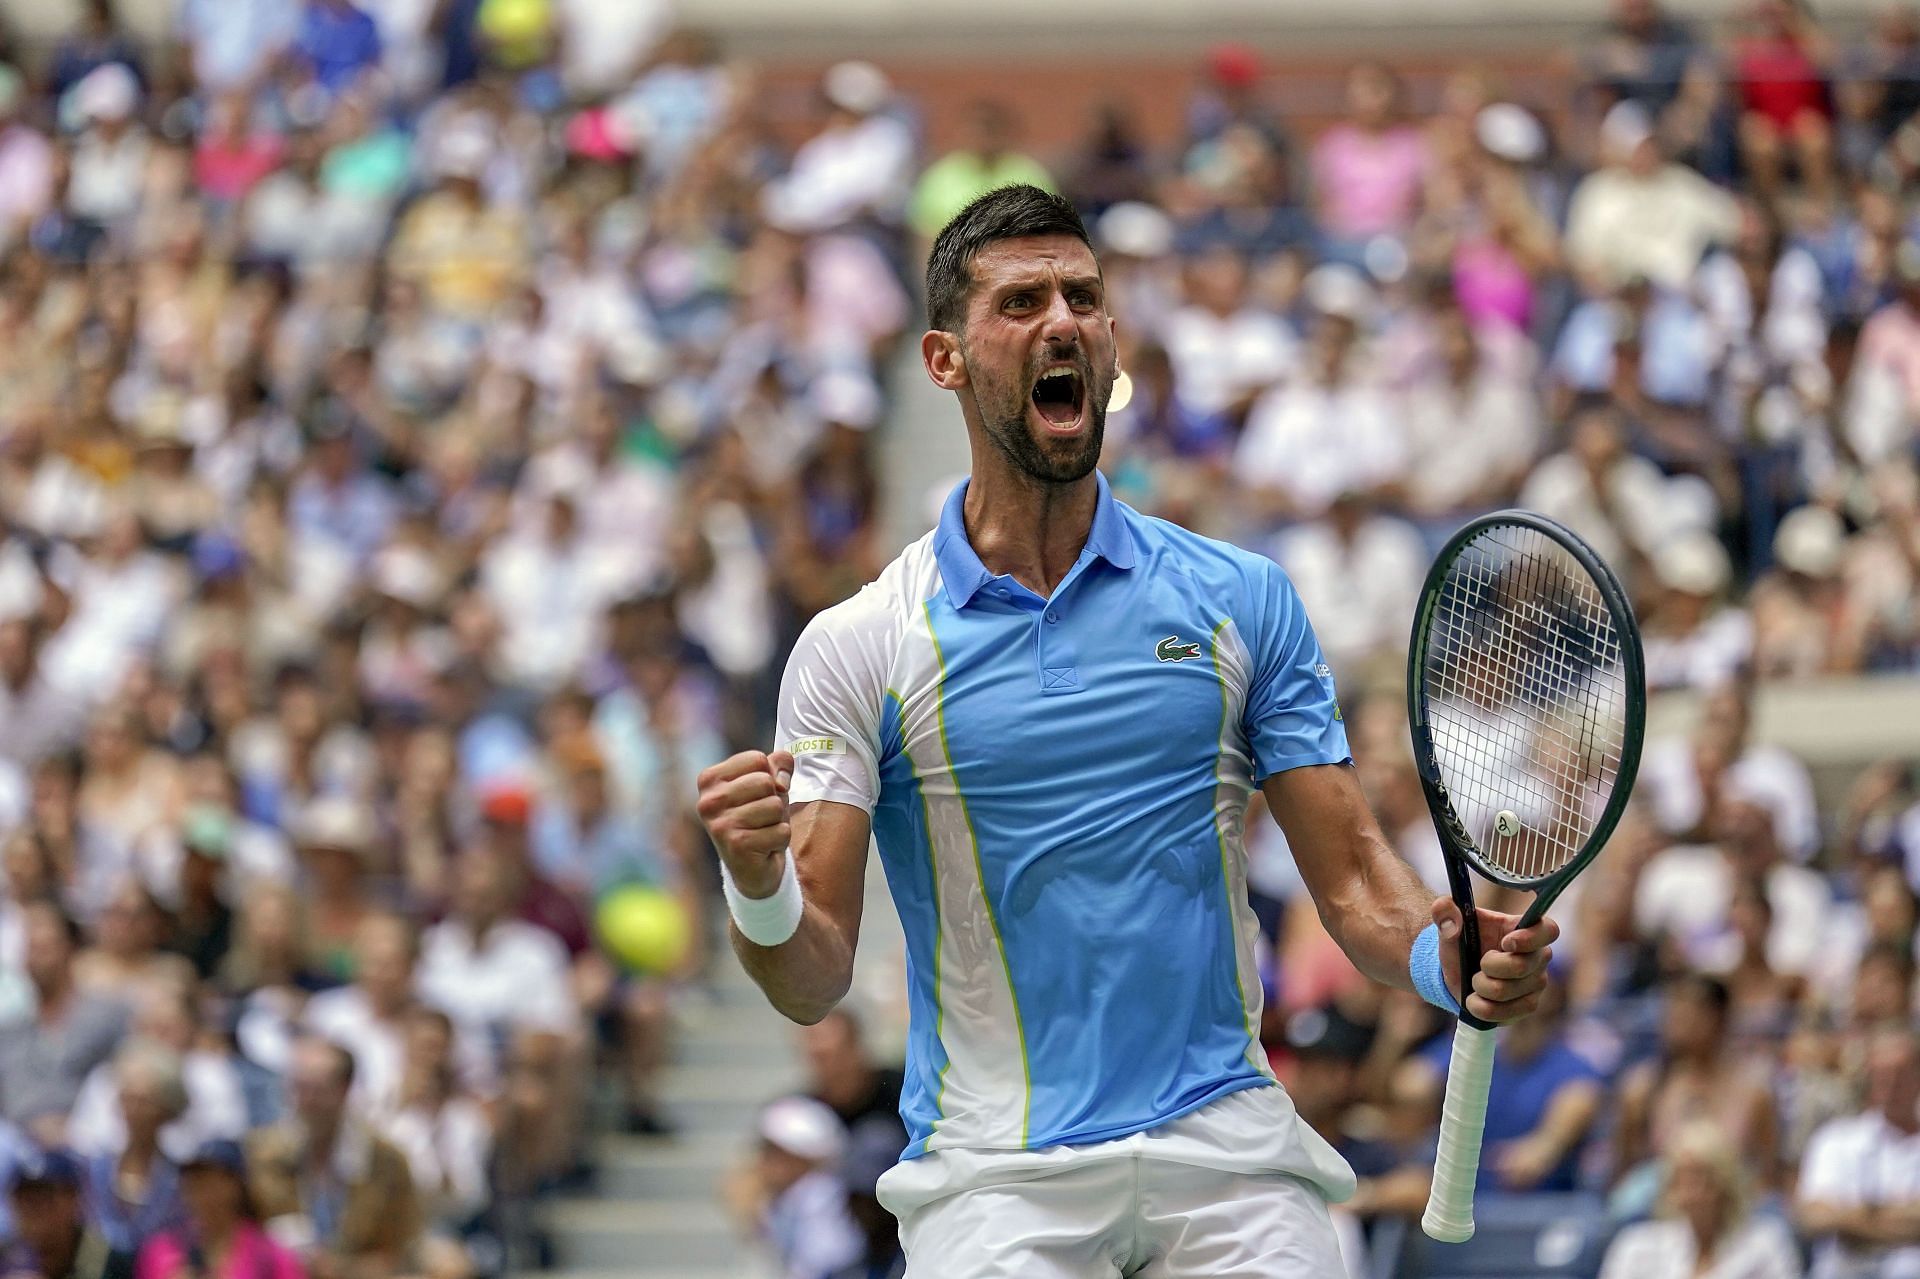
[
  {"x1": 294, "y1": 796, "x2": 374, "y2": 855},
  {"x1": 823, "y1": 61, "x2": 889, "y2": 115},
  {"x1": 1476, "y1": 103, "x2": 1545, "y2": 164},
  {"x1": 1653, "y1": 532, "x2": 1730, "y2": 596},
  {"x1": 371, "y1": 545, "x2": 443, "y2": 608},
  {"x1": 1097, "y1": 202, "x2": 1174, "y2": 259},
  {"x1": 74, "y1": 63, "x2": 138, "y2": 124},
  {"x1": 1600, "y1": 100, "x2": 1654, "y2": 157},
  {"x1": 1304, "y1": 263, "x2": 1376, "y2": 322},
  {"x1": 1773, "y1": 505, "x2": 1845, "y2": 577},
  {"x1": 811, "y1": 370, "x2": 881, "y2": 430},
  {"x1": 759, "y1": 1096, "x2": 846, "y2": 1163},
  {"x1": 434, "y1": 119, "x2": 492, "y2": 180}
]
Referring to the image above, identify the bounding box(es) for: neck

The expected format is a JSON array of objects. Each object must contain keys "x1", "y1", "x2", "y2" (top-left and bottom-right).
[
  {"x1": 960, "y1": 465, "x2": 1098, "y2": 597},
  {"x1": 200, "y1": 1215, "x2": 239, "y2": 1251}
]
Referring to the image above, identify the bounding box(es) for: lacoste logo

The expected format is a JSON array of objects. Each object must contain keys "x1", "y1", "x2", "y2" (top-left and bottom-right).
[{"x1": 1156, "y1": 635, "x2": 1204, "y2": 663}]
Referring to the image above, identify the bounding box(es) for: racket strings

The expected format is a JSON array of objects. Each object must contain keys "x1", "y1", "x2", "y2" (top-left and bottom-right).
[{"x1": 1422, "y1": 526, "x2": 1629, "y2": 883}]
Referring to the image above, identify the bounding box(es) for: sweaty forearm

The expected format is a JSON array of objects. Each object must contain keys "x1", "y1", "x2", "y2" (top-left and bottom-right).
[{"x1": 732, "y1": 902, "x2": 857, "y2": 1025}]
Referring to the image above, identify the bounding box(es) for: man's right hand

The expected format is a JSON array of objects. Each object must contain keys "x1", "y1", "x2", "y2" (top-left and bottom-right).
[{"x1": 695, "y1": 750, "x2": 796, "y2": 898}]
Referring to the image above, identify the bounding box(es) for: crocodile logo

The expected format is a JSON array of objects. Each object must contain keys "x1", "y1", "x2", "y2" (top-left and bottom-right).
[{"x1": 1156, "y1": 635, "x2": 1204, "y2": 663}]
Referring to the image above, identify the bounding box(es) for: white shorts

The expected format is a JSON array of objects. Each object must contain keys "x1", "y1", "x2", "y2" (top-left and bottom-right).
[{"x1": 876, "y1": 1086, "x2": 1355, "y2": 1279}]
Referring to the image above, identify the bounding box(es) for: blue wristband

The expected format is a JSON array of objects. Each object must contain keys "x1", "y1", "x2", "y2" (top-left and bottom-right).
[{"x1": 1411, "y1": 922, "x2": 1461, "y2": 1015}]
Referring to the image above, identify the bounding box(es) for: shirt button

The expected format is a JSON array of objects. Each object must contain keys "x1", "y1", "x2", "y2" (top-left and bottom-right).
[{"x1": 1045, "y1": 611, "x2": 1060, "y2": 624}]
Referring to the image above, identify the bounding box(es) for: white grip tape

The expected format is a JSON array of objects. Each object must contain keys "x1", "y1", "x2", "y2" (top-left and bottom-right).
[{"x1": 1422, "y1": 1023, "x2": 1498, "y2": 1243}]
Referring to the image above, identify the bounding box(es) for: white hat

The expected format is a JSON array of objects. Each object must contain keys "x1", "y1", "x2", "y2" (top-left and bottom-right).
[
  {"x1": 433, "y1": 119, "x2": 492, "y2": 180},
  {"x1": 1773, "y1": 505, "x2": 1845, "y2": 577},
  {"x1": 74, "y1": 63, "x2": 138, "y2": 124},
  {"x1": 823, "y1": 61, "x2": 889, "y2": 115},
  {"x1": 1304, "y1": 263, "x2": 1376, "y2": 322},
  {"x1": 1600, "y1": 100, "x2": 1654, "y2": 157},
  {"x1": 1097, "y1": 202, "x2": 1174, "y2": 259},
  {"x1": 1653, "y1": 532, "x2": 1730, "y2": 596},
  {"x1": 758, "y1": 1096, "x2": 846, "y2": 1163},
  {"x1": 370, "y1": 545, "x2": 443, "y2": 608},
  {"x1": 811, "y1": 370, "x2": 882, "y2": 430},
  {"x1": 294, "y1": 796, "x2": 374, "y2": 856},
  {"x1": 1476, "y1": 103, "x2": 1545, "y2": 164}
]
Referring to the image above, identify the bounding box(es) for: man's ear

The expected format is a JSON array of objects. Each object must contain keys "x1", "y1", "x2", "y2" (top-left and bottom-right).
[{"x1": 922, "y1": 330, "x2": 968, "y2": 392}]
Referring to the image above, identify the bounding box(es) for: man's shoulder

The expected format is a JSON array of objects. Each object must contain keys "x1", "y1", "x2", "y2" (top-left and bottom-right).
[
  {"x1": 1805, "y1": 1109, "x2": 1883, "y2": 1158},
  {"x1": 796, "y1": 532, "x2": 941, "y2": 648},
  {"x1": 1119, "y1": 504, "x2": 1284, "y2": 594}
]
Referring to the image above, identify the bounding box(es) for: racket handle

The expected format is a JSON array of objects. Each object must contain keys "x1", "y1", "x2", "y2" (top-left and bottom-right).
[{"x1": 1422, "y1": 1023, "x2": 1497, "y2": 1243}]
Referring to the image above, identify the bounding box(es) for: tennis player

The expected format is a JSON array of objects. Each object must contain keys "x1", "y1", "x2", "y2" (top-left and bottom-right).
[{"x1": 694, "y1": 185, "x2": 1557, "y2": 1276}]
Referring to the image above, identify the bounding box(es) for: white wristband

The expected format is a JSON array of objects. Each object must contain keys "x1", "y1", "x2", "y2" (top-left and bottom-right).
[{"x1": 721, "y1": 850, "x2": 805, "y2": 947}]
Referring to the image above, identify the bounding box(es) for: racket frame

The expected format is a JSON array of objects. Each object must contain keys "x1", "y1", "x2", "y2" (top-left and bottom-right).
[{"x1": 1407, "y1": 510, "x2": 1646, "y2": 1243}]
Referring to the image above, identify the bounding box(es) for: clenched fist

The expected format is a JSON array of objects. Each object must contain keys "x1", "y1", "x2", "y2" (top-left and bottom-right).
[{"x1": 695, "y1": 749, "x2": 797, "y2": 898}]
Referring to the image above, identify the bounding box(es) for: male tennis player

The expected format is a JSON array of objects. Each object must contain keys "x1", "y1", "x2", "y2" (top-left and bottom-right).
[{"x1": 695, "y1": 185, "x2": 1556, "y2": 1276}]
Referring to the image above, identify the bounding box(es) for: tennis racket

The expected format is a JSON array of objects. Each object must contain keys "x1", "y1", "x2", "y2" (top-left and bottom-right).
[{"x1": 1409, "y1": 511, "x2": 1646, "y2": 1244}]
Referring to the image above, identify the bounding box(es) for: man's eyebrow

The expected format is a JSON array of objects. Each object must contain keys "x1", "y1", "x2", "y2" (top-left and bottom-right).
[{"x1": 989, "y1": 273, "x2": 1105, "y2": 295}]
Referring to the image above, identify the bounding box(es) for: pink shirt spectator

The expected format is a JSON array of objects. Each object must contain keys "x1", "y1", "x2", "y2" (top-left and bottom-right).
[
  {"x1": 195, "y1": 134, "x2": 284, "y2": 202},
  {"x1": 1453, "y1": 235, "x2": 1534, "y2": 332},
  {"x1": 1311, "y1": 123, "x2": 1429, "y2": 241},
  {"x1": 136, "y1": 1224, "x2": 305, "y2": 1279}
]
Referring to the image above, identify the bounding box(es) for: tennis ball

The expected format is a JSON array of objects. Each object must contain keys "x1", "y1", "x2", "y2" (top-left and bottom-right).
[
  {"x1": 596, "y1": 885, "x2": 691, "y2": 976},
  {"x1": 1495, "y1": 810, "x2": 1521, "y2": 838}
]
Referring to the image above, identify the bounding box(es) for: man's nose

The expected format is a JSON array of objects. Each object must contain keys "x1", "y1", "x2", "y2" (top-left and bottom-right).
[{"x1": 1038, "y1": 290, "x2": 1078, "y2": 345}]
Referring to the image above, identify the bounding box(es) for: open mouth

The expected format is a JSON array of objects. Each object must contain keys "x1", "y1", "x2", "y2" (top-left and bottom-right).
[{"x1": 1030, "y1": 367, "x2": 1085, "y2": 432}]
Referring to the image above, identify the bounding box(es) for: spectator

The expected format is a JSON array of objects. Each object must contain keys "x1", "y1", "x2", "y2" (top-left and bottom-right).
[
  {"x1": 294, "y1": 0, "x2": 384, "y2": 101},
  {"x1": 79, "y1": 1040, "x2": 188, "y2": 1258},
  {"x1": 760, "y1": 62, "x2": 913, "y2": 235},
  {"x1": 1598, "y1": 1121, "x2": 1801, "y2": 1279},
  {"x1": 1733, "y1": 0, "x2": 1837, "y2": 202},
  {"x1": 1584, "y1": 0, "x2": 1709, "y2": 120},
  {"x1": 286, "y1": 799, "x2": 378, "y2": 988},
  {"x1": 0, "y1": 902, "x2": 128, "y2": 1144},
  {"x1": 246, "y1": 1037, "x2": 420, "y2": 1279},
  {"x1": 737, "y1": 1097, "x2": 861, "y2": 1279},
  {"x1": 1565, "y1": 100, "x2": 1739, "y2": 291},
  {"x1": 909, "y1": 102, "x2": 1053, "y2": 243},
  {"x1": 67, "y1": 982, "x2": 246, "y2": 1165},
  {"x1": 798, "y1": 1009, "x2": 906, "y2": 1152},
  {"x1": 1399, "y1": 299, "x2": 1543, "y2": 519},
  {"x1": 1271, "y1": 491, "x2": 1425, "y2": 686},
  {"x1": 378, "y1": 1008, "x2": 490, "y2": 1275},
  {"x1": 1311, "y1": 62, "x2": 1430, "y2": 266},
  {"x1": 1236, "y1": 275, "x2": 1406, "y2": 522},
  {"x1": 1411, "y1": 984, "x2": 1603, "y2": 1195},
  {"x1": 3, "y1": 1146, "x2": 133, "y2": 1279},
  {"x1": 0, "y1": 66, "x2": 53, "y2": 245},
  {"x1": 1159, "y1": 244, "x2": 1296, "y2": 429},
  {"x1": 64, "y1": 65, "x2": 148, "y2": 234},
  {"x1": 1797, "y1": 1027, "x2": 1920, "y2": 1279},
  {"x1": 1614, "y1": 975, "x2": 1780, "y2": 1197},
  {"x1": 50, "y1": 2, "x2": 145, "y2": 103},
  {"x1": 417, "y1": 845, "x2": 579, "y2": 1047},
  {"x1": 1641, "y1": 533, "x2": 1753, "y2": 692},
  {"x1": 135, "y1": 1139, "x2": 302, "y2": 1279},
  {"x1": 823, "y1": 1122, "x2": 907, "y2": 1279}
]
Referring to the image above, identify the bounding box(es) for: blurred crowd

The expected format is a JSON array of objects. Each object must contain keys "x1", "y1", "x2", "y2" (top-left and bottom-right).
[{"x1": 0, "y1": 0, "x2": 1916, "y2": 1277}]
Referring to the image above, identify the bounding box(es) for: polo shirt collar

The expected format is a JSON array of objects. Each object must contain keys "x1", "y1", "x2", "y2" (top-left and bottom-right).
[{"x1": 934, "y1": 470, "x2": 1136, "y2": 610}]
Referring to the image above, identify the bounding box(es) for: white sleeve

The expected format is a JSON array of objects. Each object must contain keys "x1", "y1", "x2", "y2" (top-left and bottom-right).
[
  {"x1": 1797, "y1": 1121, "x2": 1862, "y2": 1206},
  {"x1": 774, "y1": 601, "x2": 891, "y2": 813}
]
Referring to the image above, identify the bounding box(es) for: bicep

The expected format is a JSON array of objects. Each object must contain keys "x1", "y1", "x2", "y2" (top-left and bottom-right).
[{"x1": 790, "y1": 799, "x2": 872, "y2": 943}]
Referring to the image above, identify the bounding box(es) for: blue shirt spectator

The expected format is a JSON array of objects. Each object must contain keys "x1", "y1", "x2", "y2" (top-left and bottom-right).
[
  {"x1": 297, "y1": 0, "x2": 384, "y2": 98},
  {"x1": 1420, "y1": 1002, "x2": 1605, "y2": 1193},
  {"x1": 1552, "y1": 284, "x2": 1714, "y2": 407},
  {"x1": 176, "y1": 0, "x2": 301, "y2": 93}
]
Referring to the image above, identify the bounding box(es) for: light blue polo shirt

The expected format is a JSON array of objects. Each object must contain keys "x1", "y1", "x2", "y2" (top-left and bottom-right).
[{"x1": 776, "y1": 472, "x2": 1350, "y2": 1159}]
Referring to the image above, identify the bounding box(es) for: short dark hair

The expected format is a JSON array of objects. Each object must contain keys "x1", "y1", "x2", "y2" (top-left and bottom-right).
[{"x1": 924, "y1": 185, "x2": 1096, "y2": 334}]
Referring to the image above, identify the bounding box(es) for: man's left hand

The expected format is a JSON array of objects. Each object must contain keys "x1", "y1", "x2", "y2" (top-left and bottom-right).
[{"x1": 1432, "y1": 898, "x2": 1556, "y2": 1024}]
